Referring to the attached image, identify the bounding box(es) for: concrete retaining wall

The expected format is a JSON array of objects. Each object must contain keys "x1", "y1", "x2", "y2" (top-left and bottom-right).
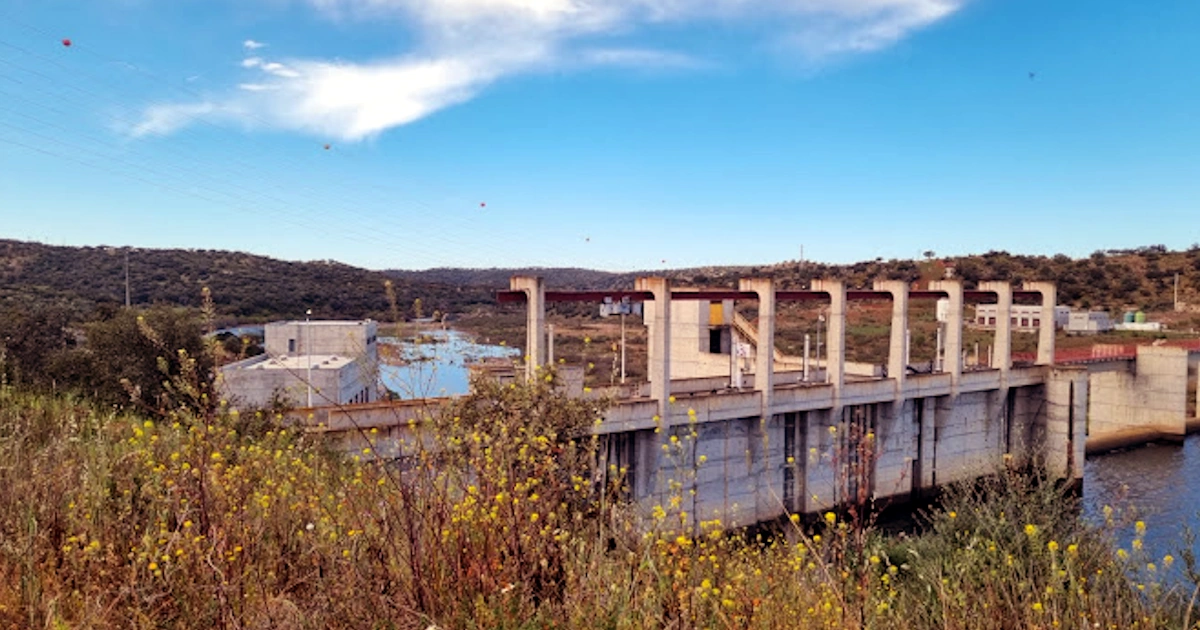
[{"x1": 1087, "y1": 346, "x2": 1189, "y2": 453}]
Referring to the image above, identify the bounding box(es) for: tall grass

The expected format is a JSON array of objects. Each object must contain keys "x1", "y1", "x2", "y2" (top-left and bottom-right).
[{"x1": 0, "y1": 380, "x2": 1196, "y2": 629}]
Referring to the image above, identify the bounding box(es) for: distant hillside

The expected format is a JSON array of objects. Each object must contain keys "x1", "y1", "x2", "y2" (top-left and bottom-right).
[
  {"x1": 0, "y1": 240, "x2": 494, "y2": 323},
  {"x1": 385, "y1": 267, "x2": 636, "y2": 289},
  {"x1": 389, "y1": 248, "x2": 1200, "y2": 313},
  {"x1": 6, "y1": 239, "x2": 1200, "y2": 325}
]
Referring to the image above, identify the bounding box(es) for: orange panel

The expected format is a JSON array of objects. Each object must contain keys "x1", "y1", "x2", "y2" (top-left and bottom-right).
[{"x1": 709, "y1": 301, "x2": 724, "y2": 326}]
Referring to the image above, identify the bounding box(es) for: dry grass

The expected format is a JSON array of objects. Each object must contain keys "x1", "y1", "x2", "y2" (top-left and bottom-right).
[{"x1": 0, "y1": 381, "x2": 1196, "y2": 629}]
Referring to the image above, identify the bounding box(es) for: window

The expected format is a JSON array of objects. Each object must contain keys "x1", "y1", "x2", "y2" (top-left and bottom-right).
[
  {"x1": 1032, "y1": 318, "x2": 1040, "y2": 327},
  {"x1": 709, "y1": 328, "x2": 723, "y2": 354},
  {"x1": 288, "y1": 338, "x2": 296, "y2": 353},
  {"x1": 978, "y1": 317, "x2": 986, "y2": 325},
  {"x1": 988, "y1": 317, "x2": 996, "y2": 326},
  {"x1": 1020, "y1": 318, "x2": 1029, "y2": 328}
]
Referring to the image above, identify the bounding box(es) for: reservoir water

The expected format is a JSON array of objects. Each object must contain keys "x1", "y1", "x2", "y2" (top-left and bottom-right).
[
  {"x1": 379, "y1": 330, "x2": 520, "y2": 399},
  {"x1": 1083, "y1": 434, "x2": 1200, "y2": 580}
]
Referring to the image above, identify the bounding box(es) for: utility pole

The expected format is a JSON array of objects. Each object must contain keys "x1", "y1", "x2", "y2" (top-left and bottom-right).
[
  {"x1": 620, "y1": 310, "x2": 627, "y2": 384},
  {"x1": 305, "y1": 309, "x2": 313, "y2": 408}
]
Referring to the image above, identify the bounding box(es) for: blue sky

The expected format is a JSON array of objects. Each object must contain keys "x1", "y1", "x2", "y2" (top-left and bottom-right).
[{"x1": 1, "y1": 0, "x2": 1198, "y2": 271}]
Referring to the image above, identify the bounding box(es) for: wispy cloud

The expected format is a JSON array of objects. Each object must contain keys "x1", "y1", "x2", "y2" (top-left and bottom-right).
[
  {"x1": 578, "y1": 47, "x2": 710, "y2": 70},
  {"x1": 134, "y1": 0, "x2": 966, "y2": 141},
  {"x1": 130, "y1": 102, "x2": 224, "y2": 137},
  {"x1": 260, "y1": 61, "x2": 301, "y2": 78}
]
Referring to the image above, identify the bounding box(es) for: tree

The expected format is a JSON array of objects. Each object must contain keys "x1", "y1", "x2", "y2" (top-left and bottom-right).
[
  {"x1": 83, "y1": 306, "x2": 216, "y2": 417},
  {"x1": 0, "y1": 304, "x2": 77, "y2": 389}
]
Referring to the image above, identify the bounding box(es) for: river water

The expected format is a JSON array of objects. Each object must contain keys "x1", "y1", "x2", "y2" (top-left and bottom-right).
[
  {"x1": 1083, "y1": 434, "x2": 1200, "y2": 580},
  {"x1": 378, "y1": 330, "x2": 520, "y2": 399}
]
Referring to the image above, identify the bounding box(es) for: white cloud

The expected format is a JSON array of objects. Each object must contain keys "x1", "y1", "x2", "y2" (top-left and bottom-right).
[
  {"x1": 261, "y1": 62, "x2": 301, "y2": 78},
  {"x1": 135, "y1": 0, "x2": 966, "y2": 141},
  {"x1": 130, "y1": 102, "x2": 222, "y2": 137},
  {"x1": 578, "y1": 47, "x2": 708, "y2": 70}
]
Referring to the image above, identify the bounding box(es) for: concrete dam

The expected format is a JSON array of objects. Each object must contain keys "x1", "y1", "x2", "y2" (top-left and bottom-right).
[{"x1": 295, "y1": 276, "x2": 1200, "y2": 530}]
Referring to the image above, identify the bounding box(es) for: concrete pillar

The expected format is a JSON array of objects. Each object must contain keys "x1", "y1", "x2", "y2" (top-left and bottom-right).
[
  {"x1": 510, "y1": 276, "x2": 545, "y2": 380},
  {"x1": 740, "y1": 278, "x2": 776, "y2": 524},
  {"x1": 873, "y1": 280, "x2": 909, "y2": 394},
  {"x1": 811, "y1": 279, "x2": 845, "y2": 394},
  {"x1": 930, "y1": 280, "x2": 963, "y2": 390},
  {"x1": 1044, "y1": 367, "x2": 1088, "y2": 483},
  {"x1": 1023, "y1": 282, "x2": 1057, "y2": 366},
  {"x1": 740, "y1": 278, "x2": 776, "y2": 416},
  {"x1": 637, "y1": 277, "x2": 672, "y2": 421},
  {"x1": 979, "y1": 282, "x2": 1012, "y2": 378}
]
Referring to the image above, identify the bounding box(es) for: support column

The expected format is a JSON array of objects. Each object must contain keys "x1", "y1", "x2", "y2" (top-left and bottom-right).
[
  {"x1": 930, "y1": 279, "x2": 963, "y2": 392},
  {"x1": 1044, "y1": 367, "x2": 1088, "y2": 483},
  {"x1": 740, "y1": 278, "x2": 776, "y2": 416},
  {"x1": 740, "y1": 277, "x2": 777, "y2": 524},
  {"x1": 636, "y1": 277, "x2": 672, "y2": 421},
  {"x1": 811, "y1": 279, "x2": 845, "y2": 395},
  {"x1": 635, "y1": 277, "x2": 673, "y2": 513},
  {"x1": 980, "y1": 282, "x2": 1012, "y2": 379},
  {"x1": 1023, "y1": 281, "x2": 1057, "y2": 366},
  {"x1": 510, "y1": 276, "x2": 545, "y2": 380},
  {"x1": 874, "y1": 280, "x2": 909, "y2": 394}
]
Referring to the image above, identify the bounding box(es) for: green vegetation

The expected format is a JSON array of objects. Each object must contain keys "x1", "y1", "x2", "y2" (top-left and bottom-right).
[
  {"x1": 0, "y1": 239, "x2": 493, "y2": 322},
  {"x1": 0, "y1": 301, "x2": 217, "y2": 415},
  {"x1": 1, "y1": 375, "x2": 1197, "y2": 628}
]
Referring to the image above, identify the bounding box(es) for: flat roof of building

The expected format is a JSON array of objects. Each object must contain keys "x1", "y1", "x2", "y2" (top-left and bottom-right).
[
  {"x1": 268, "y1": 320, "x2": 375, "y2": 327},
  {"x1": 227, "y1": 354, "x2": 356, "y2": 371}
]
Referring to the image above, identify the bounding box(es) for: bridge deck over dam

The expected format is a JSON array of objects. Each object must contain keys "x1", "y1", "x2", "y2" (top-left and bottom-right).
[{"x1": 292, "y1": 277, "x2": 1200, "y2": 530}]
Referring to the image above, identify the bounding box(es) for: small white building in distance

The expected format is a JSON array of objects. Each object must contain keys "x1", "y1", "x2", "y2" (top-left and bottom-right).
[
  {"x1": 972, "y1": 303, "x2": 1070, "y2": 332},
  {"x1": 219, "y1": 320, "x2": 379, "y2": 409},
  {"x1": 1067, "y1": 311, "x2": 1115, "y2": 335}
]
